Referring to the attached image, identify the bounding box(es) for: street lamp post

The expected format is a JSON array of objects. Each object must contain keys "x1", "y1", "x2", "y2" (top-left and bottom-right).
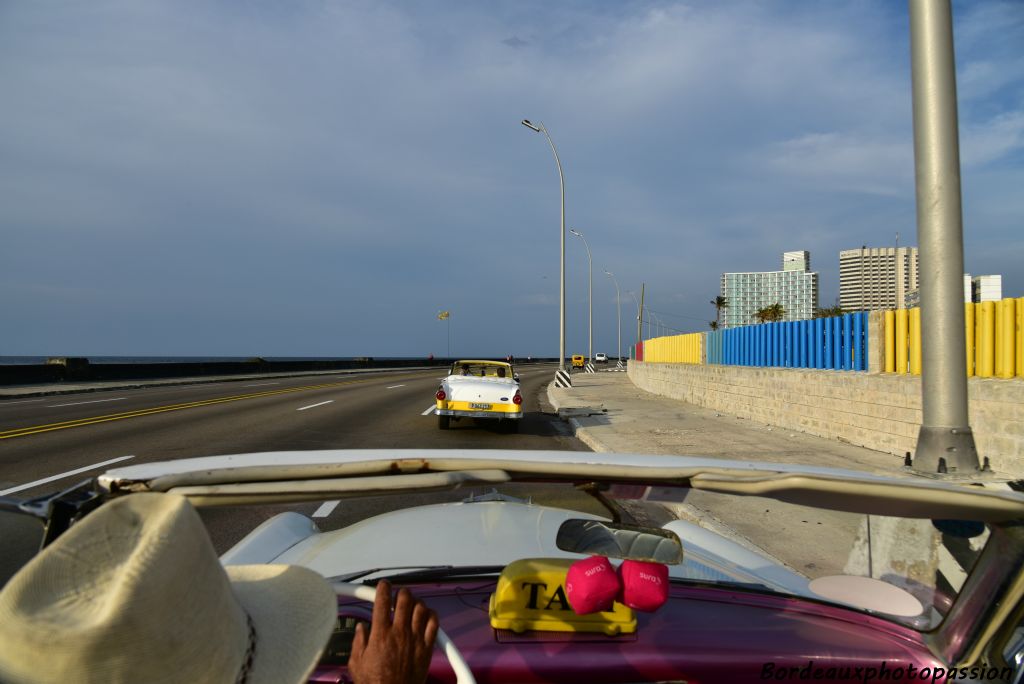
[
  {"x1": 570, "y1": 228, "x2": 592, "y2": 368},
  {"x1": 522, "y1": 119, "x2": 567, "y2": 377},
  {"x1": 604, "y1": 271, "x2": 622, "y2": 366}
]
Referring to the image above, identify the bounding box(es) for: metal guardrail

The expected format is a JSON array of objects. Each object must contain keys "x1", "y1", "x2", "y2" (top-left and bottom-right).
[{"x1": 885, "y1": 298, "x2": 1023, "y2": 378}]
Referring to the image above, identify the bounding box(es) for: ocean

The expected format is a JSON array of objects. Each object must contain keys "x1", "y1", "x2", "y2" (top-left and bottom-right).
[{"x1": 0, "y1": 356, "x2": 422, "y2": 365}]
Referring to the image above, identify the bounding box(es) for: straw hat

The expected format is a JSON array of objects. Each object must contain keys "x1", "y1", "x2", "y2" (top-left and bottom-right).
[{"x1": 0, "y1": 493, "x2": 337, "y2": 684}]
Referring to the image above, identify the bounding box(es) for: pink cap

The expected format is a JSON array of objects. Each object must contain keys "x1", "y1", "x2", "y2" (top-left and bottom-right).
[
  {"x1": 565, "y1": 556, "x2": 620, "y2": 615},
  {"x1": 618, "y1": 560, "x2": 669, "y2": 612}
]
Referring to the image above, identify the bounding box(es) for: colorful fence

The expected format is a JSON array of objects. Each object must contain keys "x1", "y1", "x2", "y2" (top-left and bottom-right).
[
  {"x1": 885, "y1": 298, "x2": 1024, "y2": 377},
  {"x1": 640, "y1": 332, "x2": 702, "y2": 364},
  {"x1": 705, "y1": 313, "x2": 867, "y2": 370}
]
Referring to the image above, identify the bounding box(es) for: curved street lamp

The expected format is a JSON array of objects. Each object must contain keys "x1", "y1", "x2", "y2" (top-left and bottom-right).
[
  {"x1": 569, "y1": 228, "x2": 592, "y2": 366},
  {"x1": 604, "y1": 270, "x2": 622, "y2": 365},
  {"x1": 521, "y1": 119, "x2": 566, "y2": 373}
]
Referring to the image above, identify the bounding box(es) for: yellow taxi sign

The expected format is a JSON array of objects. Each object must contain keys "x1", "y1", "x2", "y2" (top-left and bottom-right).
[{"x1": 488, "y1": 558, "x2": 636, "y2": 635}]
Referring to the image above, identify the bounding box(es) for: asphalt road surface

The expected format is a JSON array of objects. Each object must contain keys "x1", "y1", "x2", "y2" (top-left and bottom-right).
[{"x1": 0, "y1": 365, "x2": 607, "y2": 583}]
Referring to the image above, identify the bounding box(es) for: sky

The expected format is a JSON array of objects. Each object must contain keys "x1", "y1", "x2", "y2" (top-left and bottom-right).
[{"x1": 2, "y1": 0, "x2": 1021, "y2": 358}]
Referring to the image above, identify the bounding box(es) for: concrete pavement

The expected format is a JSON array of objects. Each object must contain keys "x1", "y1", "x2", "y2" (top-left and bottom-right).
[{"x1": 547, "y1": 370, "x2": 909, "y2": 474}]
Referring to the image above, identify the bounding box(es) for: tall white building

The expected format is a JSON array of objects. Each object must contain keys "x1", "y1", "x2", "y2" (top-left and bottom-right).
[
  {"x1": 720, "y1": 251, "x2": 819, "y2": 328},
  {"x1": 839, "y1": 246, "x2": 920, "y2": 311},
  {"x1": 972, "y1": 275, "x2": 1003, "y2": 302}
]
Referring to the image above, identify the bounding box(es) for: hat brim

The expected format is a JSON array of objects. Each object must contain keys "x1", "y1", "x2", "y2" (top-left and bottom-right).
[{"x1": 226, "y1": 564, "x2": 337, "y2": 684}]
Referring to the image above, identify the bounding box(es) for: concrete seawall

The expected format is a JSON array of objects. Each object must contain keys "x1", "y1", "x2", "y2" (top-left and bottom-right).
[{"x1": 628, "y1": 361, "x2": 1024, "y2": 477}]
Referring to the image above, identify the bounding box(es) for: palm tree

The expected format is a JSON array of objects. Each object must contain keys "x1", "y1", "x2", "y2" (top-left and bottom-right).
[
  {"x1": 754, "y1": 303, "x2": 785, "y2": 323},
  {"x1": 710, "y1": 296, "x2": 728, "y2": 327},
  {"x1": 815, "y1": 300, "x2": 844, "y2": 318},
  {"x1": 709, "y1": 320, "x2": 719, "y2": 331}
]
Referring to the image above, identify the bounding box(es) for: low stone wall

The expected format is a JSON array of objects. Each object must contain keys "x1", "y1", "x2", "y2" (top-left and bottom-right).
[{"x1": 628, "y1": 361, "x2": 1024, "y2": 476}]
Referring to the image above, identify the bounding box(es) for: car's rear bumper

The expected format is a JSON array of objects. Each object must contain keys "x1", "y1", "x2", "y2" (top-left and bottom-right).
[{"x1": 436, "y1": 409, "x2": 523, "y2": 419}]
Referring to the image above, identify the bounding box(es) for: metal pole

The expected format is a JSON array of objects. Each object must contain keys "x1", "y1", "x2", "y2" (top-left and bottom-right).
[
  {"x1": 639, "y1": 284, "x2": 645, "y2": 342},
  {"x1": 571, "y1": 229, "x2": 593, "y2": 365},
  {"x1": 522, "y1": 120, "x2": 566, "y2": 373},
  {"x1": 908, "y1": 0, "x2": 979, "y2": 475},
  {"x1": 605, "y1": 271, "x2": 621, "y2": 364}
]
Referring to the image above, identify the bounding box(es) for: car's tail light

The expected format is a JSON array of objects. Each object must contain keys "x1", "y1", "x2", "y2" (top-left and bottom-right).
[
  {"x1": 436, "y1": 388, "x2": 446, "y2": 401},
  {"x1": 513, "y1": 391, "x2": 522, "y2": 405}
]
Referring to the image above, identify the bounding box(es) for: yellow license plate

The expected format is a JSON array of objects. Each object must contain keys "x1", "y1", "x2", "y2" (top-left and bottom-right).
[{"x1": 470, "y1": 403, "x2": 491, "y2": 410}]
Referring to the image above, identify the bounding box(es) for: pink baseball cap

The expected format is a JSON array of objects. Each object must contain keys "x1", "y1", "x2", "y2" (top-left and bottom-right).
[
  {"x1": 565, "y1": 556, "x2": 620, "y2": 615},
  {"x1": 618, "y1": 560, "x2": 669, "y2": 612}
]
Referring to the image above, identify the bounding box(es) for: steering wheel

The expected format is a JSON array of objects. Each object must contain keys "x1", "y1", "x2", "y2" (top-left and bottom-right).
[{"x1": 332, "y1": 582, "x2": 476, "y2": 684}]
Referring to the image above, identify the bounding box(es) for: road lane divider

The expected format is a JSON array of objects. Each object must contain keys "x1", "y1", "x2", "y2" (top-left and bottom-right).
[
  {"x1": 0, "y1": 375, "x2": 426, "y2": 441},
  {"x1": 386, "y1": 385, "x2": 406, "y2": 389},
  {"x1": 0, "y1": 455, "x2": 135, "y2": 495},
  {"x1": 421, "y1": 404, "x2": 437, "y2": 416},
  {"x1": 296, "y1": 400, "x2": 334, "y2": 411}
]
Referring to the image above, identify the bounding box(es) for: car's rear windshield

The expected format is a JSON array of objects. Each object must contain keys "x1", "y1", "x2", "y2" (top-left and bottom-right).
[{"x1": 451, "y1": 362, "x2": 511, "y2": 377}]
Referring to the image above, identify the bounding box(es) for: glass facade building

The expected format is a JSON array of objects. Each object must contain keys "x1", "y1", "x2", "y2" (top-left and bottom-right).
[{"x1": 720, "y1": 251, "x2": 819, "y2": 328}]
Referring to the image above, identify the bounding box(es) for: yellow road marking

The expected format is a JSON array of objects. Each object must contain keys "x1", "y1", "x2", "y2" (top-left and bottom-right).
[{"x1": 0, "y1": 374, "x2": 426, "y2": 440}]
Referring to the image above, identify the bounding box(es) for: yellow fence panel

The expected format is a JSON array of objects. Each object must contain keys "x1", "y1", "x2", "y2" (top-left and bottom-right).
[
  {"x1": 997, "y1": 298, "x2": 1016, "y2": 378},
  {"x1": 909, "y1": 307, "x2": 922, "y2": 376},
  {"x1": 965, "y1": 302, "x2": 975, "y2": 377},
  {"x1": 642, "y1": 332, "x2": 703, "y2": 364},
  {"x1": 1018, "y1": 298, "x2": 1024, "y2": 377},
  {"x1": 894, "y1": 309, "x2": 909, "y2": 374},
  {"x1": 883, "y1": 299, "x2": 1022, "y2": 378},
  {"x1": 884, "y1": 310, "x2": 895, "y2": 373}
]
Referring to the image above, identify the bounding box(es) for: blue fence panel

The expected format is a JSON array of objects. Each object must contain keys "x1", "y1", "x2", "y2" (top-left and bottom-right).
[
  {"x1": 713, "y1": 314, "x2": 867, "y2": 372},
  {"x1": 853, "y1": 312, "x2": 865, "y2": 370}
]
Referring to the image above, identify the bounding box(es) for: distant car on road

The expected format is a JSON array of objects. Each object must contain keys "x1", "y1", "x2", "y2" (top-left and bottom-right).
[
  {"x1": 435, "y1": 360, "x2": 522, "y2": 432},
  {"x1": 594, "y1": 353, "x2": 608, "y2": 363},
  {"x1": 571, "y1": 355, "x2": 585, "y2": 369}
]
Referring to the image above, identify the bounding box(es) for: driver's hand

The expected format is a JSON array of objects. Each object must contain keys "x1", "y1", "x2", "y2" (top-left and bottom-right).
[{"x1": 348, "y1": 580, "x2": 439, "y2": 684}]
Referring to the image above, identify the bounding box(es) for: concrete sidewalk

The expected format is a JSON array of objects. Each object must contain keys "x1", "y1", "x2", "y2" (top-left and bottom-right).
[
  {"x1": 547, "y1": 371, "x2": 908, "y2": 475},
  {"x1": 545, "y1": 371, "x2": 922, "y2": 578}
]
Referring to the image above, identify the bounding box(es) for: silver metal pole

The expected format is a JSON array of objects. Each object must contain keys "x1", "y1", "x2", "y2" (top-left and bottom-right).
[
  {"x1": 908, "y1": 0, "x2": 979, "y2": 475},
  {"x1": 571, "y1": 229, "x2": 592, "y2": 365},
  {"x1": 522, "y1": 120, "x2": 567, "y2": 373},
  {"x1": 605, "y1": 271, "x2": 621, "y2": 364}
]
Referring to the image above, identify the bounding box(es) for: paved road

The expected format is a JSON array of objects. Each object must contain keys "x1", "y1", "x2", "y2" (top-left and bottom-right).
[{"x1": 1, "y1": 365, "x2": 609, "y2": 583}]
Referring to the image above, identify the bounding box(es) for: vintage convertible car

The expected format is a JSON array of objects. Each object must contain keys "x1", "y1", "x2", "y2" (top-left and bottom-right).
[
  {"x1": 4, "y1": 449, "x2": 1023, "y2": 683},
  {"x1": 435, "y1": 360, "x2": 522, "y2": 431}
]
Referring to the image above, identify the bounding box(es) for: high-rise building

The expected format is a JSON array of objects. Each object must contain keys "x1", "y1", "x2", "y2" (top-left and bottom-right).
[
  {"x1": 720, "y1": 251, "x2": 819, "y2": 328},
  {"x1": 839, "y1": 246, "x2": 920, "y2": 311},
  {"x1": 971, "y1": 275, "x2": 1002, "y2": 302}
]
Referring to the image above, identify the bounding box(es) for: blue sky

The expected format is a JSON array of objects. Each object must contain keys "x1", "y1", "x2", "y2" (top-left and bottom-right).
[{"x1": 1, "y1": 0, "x2": 1021, "y2": 358}]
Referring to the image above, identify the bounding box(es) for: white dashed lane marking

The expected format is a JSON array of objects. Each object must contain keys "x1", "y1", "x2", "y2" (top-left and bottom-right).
[
  {"x1": 1, "y1": 455, "x2": 135, "y2": 496},
  {"x1": 421, "y1": 405, "x2": 436, "y2": 416},
  {"x1": 297, "y1": 400, "x2": 334, "y2": 411},
  {"x1": 313, "y1": 500, "x2": 340, "y2": 518},
  {"x1": 47, "y1": 397, "x2": 126, "y2": 408}
]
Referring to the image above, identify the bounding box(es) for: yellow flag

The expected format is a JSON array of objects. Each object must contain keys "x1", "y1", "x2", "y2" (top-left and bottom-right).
[{"x1": 437, "y1": 310, "x2": 450, "y2": 320}]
